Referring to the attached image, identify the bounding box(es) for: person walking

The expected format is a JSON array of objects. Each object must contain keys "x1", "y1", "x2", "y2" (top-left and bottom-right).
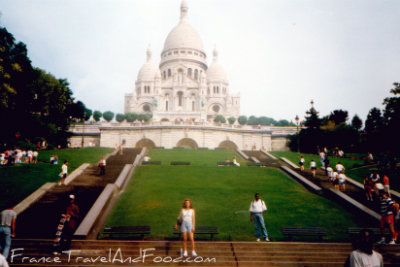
[
  {"x1": 54, "y1": 194, "x2": 80, "y2": 254},
  {"x1": 98, "y1": 157, "x2": 106, "y2": 176},
  {"x1": 249, "y1": 193, "x2": 269, "y2": 242},
  {"x1": 174, "y1": 199, "x2": 197, "y2": 257},
  {"x1": 299, "y1": 156, "x2": 305, "y2": 171},
  {"x1": 310, "y1": 160, "x2": 317, "y2": 177},
  {"x1": 59, "y1": 161, "x2": 68, "y2": 185},
  {"x1": 0, "y1": 207, "x2": 16, "y2": 259},
  {"x1": 377, "y1": 192, "x2": 396, "y2": 245},
  {"x1": 382, "y1": 173, "x2": 391, "y2": 198}
]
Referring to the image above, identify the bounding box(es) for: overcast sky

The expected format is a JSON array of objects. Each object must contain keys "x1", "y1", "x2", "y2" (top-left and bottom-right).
[{"x1": 1, "y1": 0, "x2": 399, "y2": 123}]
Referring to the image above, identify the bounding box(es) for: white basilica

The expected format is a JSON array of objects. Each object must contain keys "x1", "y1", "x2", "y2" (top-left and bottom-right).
[{"x1": 124, "y1": 0, "x2": 240, "y2": 123}]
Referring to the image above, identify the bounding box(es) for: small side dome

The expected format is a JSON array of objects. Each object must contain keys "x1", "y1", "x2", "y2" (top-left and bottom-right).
[
  {"x1": 207, "y1": 48, "x2": 227, "y2": 82},
  {"x1": 137, "y1": 47, "x2": 161, "y2": 82}
]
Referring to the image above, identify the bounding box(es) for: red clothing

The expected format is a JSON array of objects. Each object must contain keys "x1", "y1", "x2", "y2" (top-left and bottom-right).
[{"x1": 383, "y1": 175, "x2": 389, "y2": 186}]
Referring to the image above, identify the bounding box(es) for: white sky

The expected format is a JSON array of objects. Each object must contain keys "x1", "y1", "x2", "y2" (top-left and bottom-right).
[{"x1": 0, "y1": 0, "x2": 399, "y2": 123}]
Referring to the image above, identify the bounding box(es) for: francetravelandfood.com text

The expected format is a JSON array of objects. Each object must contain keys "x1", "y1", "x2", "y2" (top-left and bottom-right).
[{"x1": 10, "y1": 248, "x2": 217, "y2": 264}]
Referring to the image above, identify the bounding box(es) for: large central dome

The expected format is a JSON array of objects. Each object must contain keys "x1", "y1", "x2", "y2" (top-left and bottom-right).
[{"x1": 162, "y1": 0, "x2": 204, "y2": 53}]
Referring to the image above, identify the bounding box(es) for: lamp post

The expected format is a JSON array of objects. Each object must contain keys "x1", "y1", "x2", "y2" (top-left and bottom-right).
[{"x1": 295, "y1": 115, "x2": 300, "y2": 153}]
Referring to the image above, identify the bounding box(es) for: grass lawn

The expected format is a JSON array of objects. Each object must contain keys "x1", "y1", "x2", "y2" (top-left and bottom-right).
[
  {"x1": 148, "y1": 148, "x2": 247, "y2": 166},
  {"x1": 270, "y1": 151, "x2": 365, "y2": 170},
  {"x1": 105, "y1": 149, "x2": 369, "y2": 241},
  {"x1": 0, "y1": 147, "x2": 113, "y2": 210}
]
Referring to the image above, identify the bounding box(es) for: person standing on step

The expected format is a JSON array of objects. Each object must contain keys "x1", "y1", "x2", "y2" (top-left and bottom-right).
[
  {"x1": 0, "y1": 207, "x2": 16, "y2": 260},
  {"x1": 175, "y1": 199, "x2": 197, "y2": 257},
  {"x1": 249, "y1": 193, "x2": 270, "y2": 242},
  {"x1": 59, "y1": 160, "x2": 68, "y2": 185}
]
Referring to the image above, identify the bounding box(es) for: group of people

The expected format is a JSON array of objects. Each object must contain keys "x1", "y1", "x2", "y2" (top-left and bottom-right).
[
  {"x1": 299, "y1": 155, "x2": 348, "y2": 191},
  {"x1": 0, "y1": 149, "x2": 39, "y2": 166},
  {"x1": 363, "y1": 170, "x2": 391, "y2": 201}
]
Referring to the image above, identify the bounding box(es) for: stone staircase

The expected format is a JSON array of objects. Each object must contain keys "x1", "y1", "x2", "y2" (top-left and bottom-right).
[{"x1": 8, "y1": 240, "x2": 400, "y2": 267}]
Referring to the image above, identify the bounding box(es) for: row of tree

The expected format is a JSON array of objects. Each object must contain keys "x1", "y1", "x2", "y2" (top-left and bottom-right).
[
  {"x1": 84, "y1": 110, "x2": 151, "y2": 123},
  {"x1": 0, "y1": 26, "x2": 88, "y2": 148},
  {"x1": 214, "y1": 115, "x2": 295, "y2": 126},
  {"x1": 289, "y1": 82, "x2": 400, "y2": 160}
]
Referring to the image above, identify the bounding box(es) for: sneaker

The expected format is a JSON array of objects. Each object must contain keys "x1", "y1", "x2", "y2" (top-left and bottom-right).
[
  {"x1": 192, "y1": 251, "x2": 197, "y2": 257},
  {"x1": 53, "y1": 251, "x2": 59, "y2": 255},
  {"x1": 265, "y1": 237, "x2": 270, "y2": 242},
  {"x1": 377, "y1": 237, "x2": 386, "y2": 244},
  {"x1": 183, "y1": 250, "x2": 188, "y2": 257},
  {"x1": 256, "y1": 238, "x2": 260, "y2": 242},
  {"x1": 389, "y1": 240, "x2": 396, "y2": 245}
]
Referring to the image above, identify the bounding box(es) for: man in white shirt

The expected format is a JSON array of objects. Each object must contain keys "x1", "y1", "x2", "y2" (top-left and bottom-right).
[
  {"x1": 346, "y1": 229, "x2": 383, "y2": 267},
  {"x1": 249, "y1": 193, "x2": 269, "y2": 242},
  {"x1": 335, "y1": 162, "x2": 345, "y2": 173},
  {"x1": 0, "y1": 254, "x2": 9, "y2": 267},
  {"x1": 59, "y1": 161, "x2": 68, "y2": 185},
  {"x1": 0, "y1": 207, "x2": 17, "y2": 259}
]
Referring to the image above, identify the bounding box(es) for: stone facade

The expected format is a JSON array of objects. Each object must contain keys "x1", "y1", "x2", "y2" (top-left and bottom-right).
[
  {"x1": 69, "y1": 123, "x2": 296, "y2": 151},
  {"x1": 124, "y1": 0, "x2": 240, "y2": 123}
]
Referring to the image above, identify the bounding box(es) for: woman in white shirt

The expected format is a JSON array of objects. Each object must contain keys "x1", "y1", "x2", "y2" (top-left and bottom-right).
[
  {"x1": 310, "y1": 160, "x2": 317, "y2": 177},
  {"x1": 175, "y1": 199, "x2": 197, "y2": 257}
]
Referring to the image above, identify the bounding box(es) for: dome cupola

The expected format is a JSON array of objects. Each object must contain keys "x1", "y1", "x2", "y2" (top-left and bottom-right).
[
  {"x1": 207, "y1": 47, "x2": 227, "y2": 82},
  {"x1": 137, "y1": 46, "x2": 160, "y2": 82}
]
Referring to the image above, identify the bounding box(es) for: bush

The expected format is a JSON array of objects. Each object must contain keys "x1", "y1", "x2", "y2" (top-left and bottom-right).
[
  {"x1": 103, "y1": 111, "x2": 114, "y2": 122},
  {"x1": 116, "y1": 113, "x2": 126, "y2": 123},
  {"x1": 125, "y1": 112, "x2": 138, "y2": 122},
  {"x1": 93, "y1": 111, "x2": 102, "y2": 122},
  {"x1": 238, "y1": 115, "x2": 247, "y2": 125},
  {"x1": 228, "y1": 117, "x2": 236, "y2": 124},
  {"x1": 214, "y1": 115, "x2": 226, "y2": 123}
]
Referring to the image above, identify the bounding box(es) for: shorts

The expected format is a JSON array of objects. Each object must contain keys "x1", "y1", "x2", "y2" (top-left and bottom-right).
[
  {"x1": 311, "y1": 167, "x2": 316, "y2": 170},
  {"x1": 339, "y1": 180, "x2": 346, "y2": 185},
  {"x1": 181, "y1": 221, "x2": 193, "y2": 233},
  {"x1": 384, "y1": 185, "x2": 390, "y2": 193},
  {"x1": 333, "y1": 179, "x2": 339, "y2": 185},
  {"x1": 380, "y1": 214, "x2": 394, "y2": 227},
  {"x1": 364, "y1": 185, "x2": 372, "y2": 192},
  {"x1": 299, "y1": 162, "x2": 304, "y2": 166},
  {"x1": 62, "y1": 173, "x2": 67, "y2": 179}
]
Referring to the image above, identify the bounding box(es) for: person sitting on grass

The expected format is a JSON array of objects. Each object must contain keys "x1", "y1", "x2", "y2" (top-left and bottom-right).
[
  {"x1": 174, "y1": 199, "x2": 197, "y2": 257},
  {"x1": 232, "y1": 156, "x2": 240, "y2": 167},
  {"x1": 310, "y1": 160, "x2": 317, "y2": 177}
]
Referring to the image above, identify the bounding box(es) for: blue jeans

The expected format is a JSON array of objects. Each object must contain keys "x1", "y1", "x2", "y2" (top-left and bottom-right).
[
  {"x1": 252, "y1": 213, "x2": 268, "y2": 239},
  {"x1": 0, "y1": 226, "x2": 11, "y2": 258}
]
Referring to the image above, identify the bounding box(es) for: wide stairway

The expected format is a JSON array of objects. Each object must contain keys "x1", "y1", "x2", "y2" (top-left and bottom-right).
[{"x1": 9, "y1": 239, "x2": 400, "y2": 266}]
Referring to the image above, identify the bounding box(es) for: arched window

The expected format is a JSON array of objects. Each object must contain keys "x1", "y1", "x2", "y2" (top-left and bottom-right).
[
  {"x1": 163, "y1": 71, "x2": 166, "y2": 80},
  {"x1": 168, "y1": 69, "x2": 171, "y2": 77},
  {"x1": 207, "y1": 87, "x2": 210, "y2": 94},
  {"x1": 178, "y1": 69, "x2": 183, "y2": 84},
  {"x1": 166, "y1": 101, "x2": 169, "y2": 111},
  {"x1": 192, "y1": 101, "x2": 195, "y2": 111},
  {"x1": 194, "y1": 69, "x2": 198, "y2": 80},
  {"x1": 217, "y1": 86, "x2": 220, "y2": 94},
  {"x1": 178, "y1": 92, "x2": 183, "y2": 106},
  {"x1": 188, "y1": 68, "x2": 192, "y2": 77}
]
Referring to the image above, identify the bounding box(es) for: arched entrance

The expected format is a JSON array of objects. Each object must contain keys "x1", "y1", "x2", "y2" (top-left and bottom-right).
[
  {"x1": 218, "y1": 140, "x2": 238, "y2": 150},
  {"x1": 176, "y1": 138, "x2": 198, "y2": 149},
  {"x1": 135, "y1": 138, "x2": 156, "y2": 149}
]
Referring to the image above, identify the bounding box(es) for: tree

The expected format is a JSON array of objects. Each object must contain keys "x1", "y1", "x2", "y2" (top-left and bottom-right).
[
  {"x1": 238, "y1": 115, "x2": 247, "y2": 125},
  {"x1": 304, "y1": 107, "x2": 322, "y2": 129},
  {"x1": 116, "y1": 113, "x2": 126, "y2": 122},
  {"x1": 328, "y1": 109, "x2": 348, "y2": 125},
  {"x1": 259, "y1": 116, "x2": 275, "y2": 126},
  {"x1": 228, "y1": 116, "x2": 236, "y2": 125},
  {"x1": 365, "y1": 107, "x2": 383, "y2": 134},
  {"x1": 84, "y1": 108, "x2": 92, "y2": 121},
  {"x1": 351, "y1": 114, "x2": 362, "y2": 131},
  {"x1": 103, "y1": 111, "x2": 114, "y2": 122},
  {"x1": 67, "y1": 100, "x2": 86, "y2": 121},
  {"x1": 125, "y1": 112, "x2": 138, "y2": 122},
  {"x1": 137, "y1": 113, "x2": 150, "y2": 122},
  {"x1": 214, "y1": 115, "x2": 226, "y2": 123},
  {"x1": 247, "y1": 116, "x2": 259, "y2": 125},
  {"x1": 275, "y1": 119, "x2": 290, "y2": 126},
  {"x1": 93, "y1": 110, "x2": 102, "y2": 122}
]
